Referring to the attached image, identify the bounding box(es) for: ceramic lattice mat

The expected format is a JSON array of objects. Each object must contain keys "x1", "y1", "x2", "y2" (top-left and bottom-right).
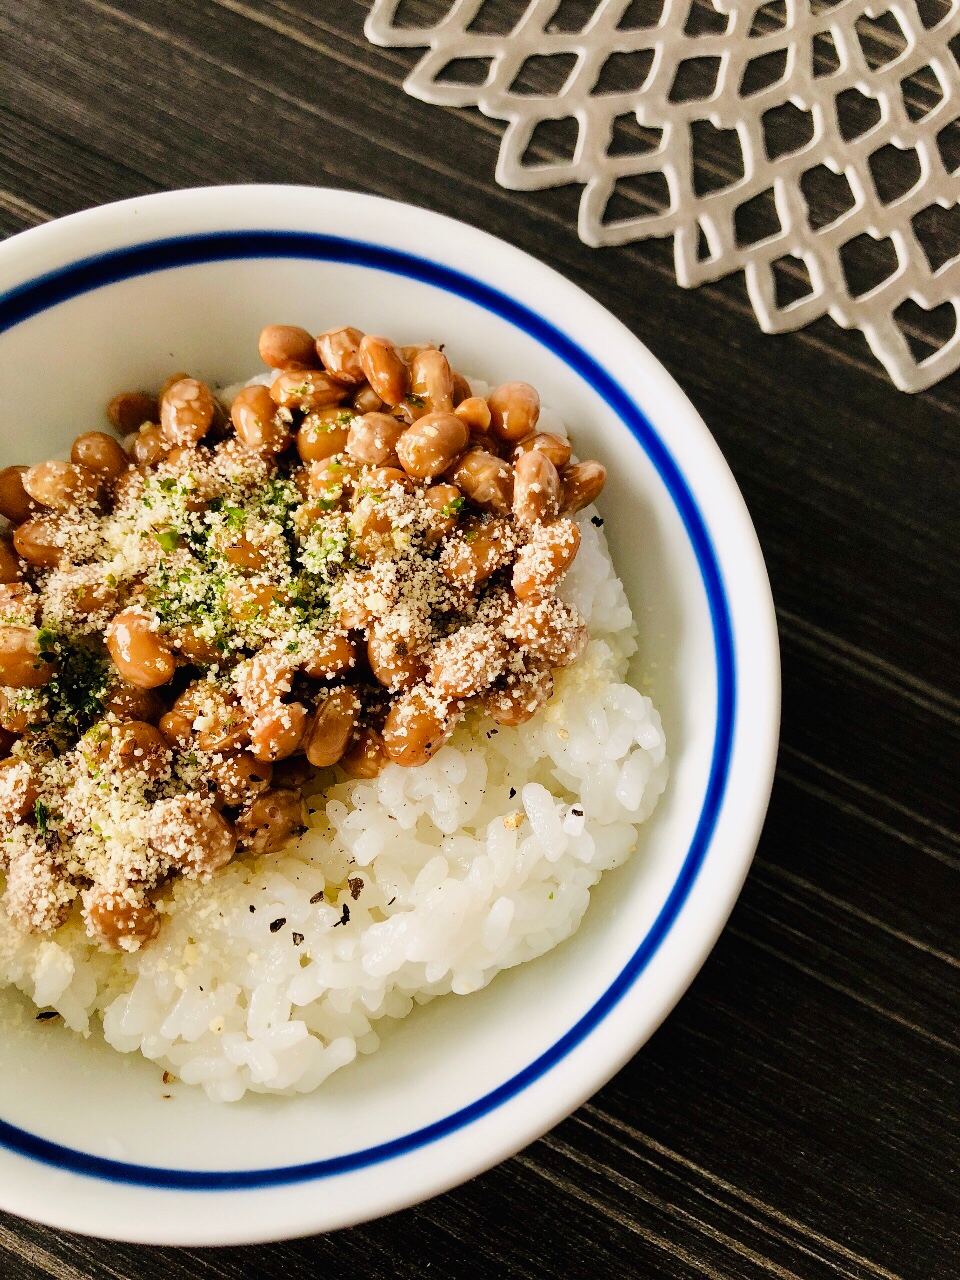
[{"x1": 365, "y1": 0, "x2": 960, "y2": 391}]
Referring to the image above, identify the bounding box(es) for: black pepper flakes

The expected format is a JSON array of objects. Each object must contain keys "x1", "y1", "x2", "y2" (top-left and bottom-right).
[
  {"x1": 508, "y1": 787, "x2": 516, "y2": 799},
  {"x1": 35, "y1": 1010, "x2": 60, "y2": 1022},
  {"x1": 310, "y1": 891, "x2": 324, "y2": 904},
  {"x1": 333, "y1": 903, "x2": 351, "y2": 927},
  {"x1": 249, "y1": 904, "x2": 256, "y2": 913},
  {"x1": 269, "y1": 917, "x2": 287, "y2": 933},
  {"x1": 292, "y1": 932, "x2": 304, "y2": 947},
  {"x1": 591, "y1": 515, "x2": 604, "y2": 527},
  {"x1": 347, "y1": 876, "x2": 363, "y2": 900}
]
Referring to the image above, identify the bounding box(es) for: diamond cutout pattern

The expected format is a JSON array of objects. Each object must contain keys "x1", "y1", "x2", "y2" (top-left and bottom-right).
[{"x1": 366, "y1": 0, "x2": 960, "y2": 391}]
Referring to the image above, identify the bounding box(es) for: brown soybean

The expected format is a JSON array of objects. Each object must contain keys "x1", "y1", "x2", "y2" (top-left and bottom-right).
[
  {"x1": 304, "y1": 687, "x2": 360, "y2": 768},
  {"x1": 0, "y1": 583, "x2": 36, "y2": 622},
  {"x1": 270, "y1": 368, "x2": 347, "y2": 412},
  {"x1": 454, "y1": 396, "x2": 492, "y2": 434},
  {"x1": 71, "y1": 432, "x2": 130, "y2": 485},
  {"x1": 0, "y1": 468, "x2": 33, "y2": 524},
  {"x1": 449, "y1": 449, "x2": 513, "y2": 514},
  {"x1": 0, "y1": 626, "x2": 54, "y2": 688},
  {"x1": 107, "y1": 391, "x2": 159, "y2": 436},
  {"x1": 361, "y1": 466, "x2": 413, "y2": 494},
  {"x1": 410, "y1": 348, "x2": 454, "y2": 413},
  {"x1": 358, "y1": 335, "x2": 409, "y2": 406},
  {"x1": 396, "y1": 412, "x2": 468, "y2": 480},
  {"x1": 428, "y1": 625, "x2": 508, "y2": 698},
  {"x1": 0, "y1": 757, "x2": 38, "y2": 820},
  {"x1": 441, "y1": 518, "x2": 514, "y2": 589},
  {"x1": 346, "y1": 412, "x2": 405, "y2": 467},
  {"x1": 422, "y1": 482, "x2": 462, "y2": 546},
  {"x1": 513, "y1": 432, "x2": 572, "y2": 470},
  {"x1": 513, "y1": 449, "x2": 560, "y2": 528},
  {"x1": 301, "y1": 631, "x2": 356, "y2": 679},
  {"x1": 316, "y1": 326, "x2": 366, "y2": 385},
  {"x1": 158, "y1": 708, "x2": 193, "y2": 751},
  {"x1": 272, "y1": 754, "x2": 316, "y2": 790},
  {"x1": 258, "y1": 324, "x2": 319, "y2": 370},
  {"x1": 351, "y1": 384, "x2": 383, "y2": 414},
  {"x1": 297, "y1": 411, "x2": 351, "y2": 463},
  {"x1": 334, "y1": 572, "x2": 375, "y2": 630},
  {"x1": 226, "y1": 580, "x2": 290, "y2": 624},
  {"x1": 560, "y1": 460, "x2": 607, "y2": 514},
  {"x1": 382, "y1": 686, "x2": 454, "y2": 768},
  {"x1": 0, "y1": 540, "x2": 23, "y2": 584},
  {"x1": 506, "y1": 598, "x2": 589, "y2": 667},
  {"x1": 231, "y1": 384, "x2": 292, "y2": 454},
  {"x1": 101, "y1": 681, "x2": 165, "y2": 724},
  {"x1": 208, "y1": 751, "x2": 273, "y2": 809},
  {"x1": 307, "y1": 457, "x2": 356, "y2": 504},
  {"x1": 105, "y1": 609, "x2": 178, "y2": 689},
  {"x1": 488, "y1": 381, "x2": 540, "y2": 442},
  {"x1": 221, "y1": 531, "x2": 269, "y2": 574},
  {"x1": 249, "y1": 702, "x2": 309, "y2": 763},
  {"x1": 66, "y1": 576, "x2": 117, "y2": 616},
  {"x1": 22, "y1": 461, "x2": 99, "y2": 511},
  {"x1": 99, "y1": 721, "x2": 171, "y2": 783},
  {"x1": 169, "y1": 625, "x2": 222, "y2": 665},
  {"x1": 158, "y1": 372, "x2": 191, "y2": 400},
  {"x1": 0, "y1": 689, "x2": 30, "y2": 734},
  {"x1": 236, "y1": 788, "x2": 306, "y2": 855},
  {"x1": 84, "y1": 888, "x2": 160, "y2": 951},
  {"x1": 512, "y1": 518, "x2": 581, "y2": 600},
  {"x1": 160, "y1": 377, "x2": 216, "y2": 447},
  {"x1": 171, "y1": 683, "x2": 247, "y2": 753},
  {"x1": 13, "y1": 517, "x2": 64, "y2": 568},
  {"x1": 484, "y1": 666, "x2": 554, "y2": 727},
  {"x1": 368, "y1": 630, "x2": 427, "y2": 692},
  {"x1": 131, "y1": 423, "x2": 170, "y2": 466},
  {"x1": 150, "y1": 796, "x2": 237, "y2": 878},
  {"x1": 340, "y1": 727, "x2": 387, "y2": 779}
]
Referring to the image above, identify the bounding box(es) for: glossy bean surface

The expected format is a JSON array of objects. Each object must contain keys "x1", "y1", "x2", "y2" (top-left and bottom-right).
[
  {"x1": 0, "y1": 625, "x2": 54, "y2": 687},
  {"x1": 382, "y1": 686, "x2": 454, "y2": 767},
  {"x1": 22, "y1": 461, "x2": 98, "y2": 511},
  {"x1": 159, "y1": 377, "x2": 216, "y2": 447},
  {"x1": 105, "y1": 609, "x2": 178, "y2": 689},
  {"x1": 450, "y1": 449, "x2": 513, "y2": 513},
  {"x1": 231, "y1": 384, "x2": 292, "y2": 454},
  {"x1": 316, "y1": 326, "x2": 366, "y2": 385},
  {"x1": 258, "y1": 324, "x2": 319, "y2": 370},
  {"x1": 106, "y1": 391, "x2": 159, "y2": 436},
  {"x1": 488, "y1": 381, "x2": 540, "y2": 442},
  {"x1": 304, "y1": 687, "x2": 360, "y2": 767},
  {"x1": 396, "y1": 412, "x2": 469, "y2": 479},
  {"x1": 71, "y1": 432, "x2": 129, "y2": 484},
  {"x1": 513, "y1": 449, "x2": 560, "y2": 527},
  {"x1": 358, "y1": 335, "x2": 408, "y2": 406}
]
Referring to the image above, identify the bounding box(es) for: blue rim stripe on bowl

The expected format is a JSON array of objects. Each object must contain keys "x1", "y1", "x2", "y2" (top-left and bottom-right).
[{"x1": 0, "y1": 232, "x2": 735, "y2": 1190}]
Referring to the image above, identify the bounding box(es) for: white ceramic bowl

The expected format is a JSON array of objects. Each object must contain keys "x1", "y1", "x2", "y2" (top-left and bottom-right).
[{"x1": 0, "y1": 186, "x2": 778, "y2": 1245}]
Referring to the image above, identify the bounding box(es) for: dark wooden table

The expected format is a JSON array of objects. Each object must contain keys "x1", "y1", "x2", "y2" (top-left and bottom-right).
[{"x1": 1, "y1": 2, "x2": 958, "y2": 1277}]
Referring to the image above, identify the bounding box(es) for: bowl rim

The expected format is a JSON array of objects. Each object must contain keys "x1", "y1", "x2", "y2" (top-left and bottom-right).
[{"x1": 0, "y1": 185, "x2": 779, "y2": 1242}]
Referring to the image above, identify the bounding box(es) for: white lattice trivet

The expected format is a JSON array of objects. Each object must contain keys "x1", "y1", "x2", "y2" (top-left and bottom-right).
[{"x1": 365, "y1": 0, "x2": 960, "y2": 391}]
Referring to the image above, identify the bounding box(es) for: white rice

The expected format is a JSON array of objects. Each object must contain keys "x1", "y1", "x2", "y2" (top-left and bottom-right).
[{"x1": 0, "y1": 400, "x2": 668, "y2": 1101}]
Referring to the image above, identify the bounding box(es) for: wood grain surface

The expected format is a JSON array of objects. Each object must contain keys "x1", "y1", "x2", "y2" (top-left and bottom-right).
[{"x1": 0, "y1": 2, "x2": 958, "y2": 1276}]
